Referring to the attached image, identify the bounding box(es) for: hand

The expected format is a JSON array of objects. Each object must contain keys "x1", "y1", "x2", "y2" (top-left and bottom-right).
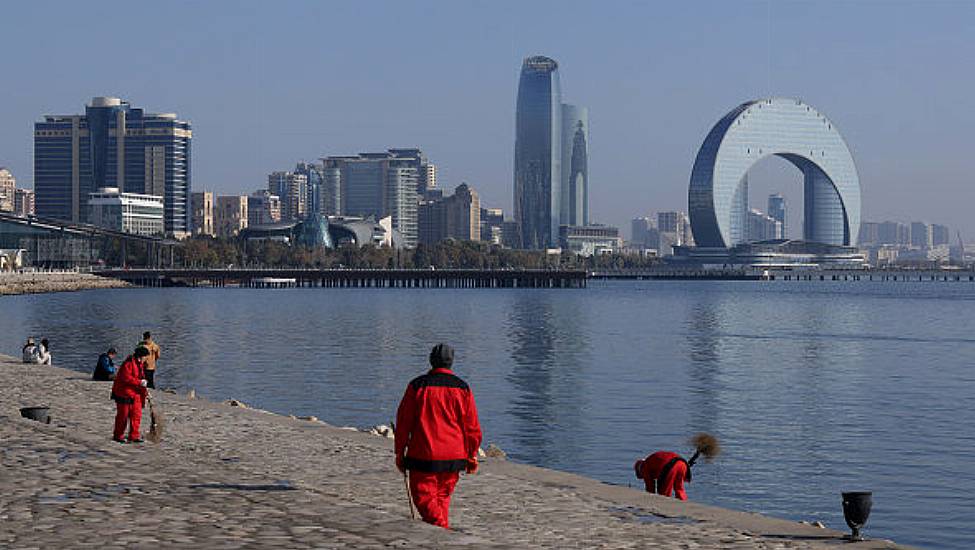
[
  {"x1": 396, "y1": 455, "x2": 405, "y2": 474},
  {"x1": 140, "y1": 379, "x2": 148, "y2": 388},
  {"x1": 465, "y1": 456, "x2": 478, "y2": 475}
]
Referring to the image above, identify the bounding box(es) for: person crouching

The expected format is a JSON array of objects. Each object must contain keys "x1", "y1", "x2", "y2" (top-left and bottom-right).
[
  {"x1": 634, "y1": 451, "x2": 692, "y2": 500},
  {"x1": 395, "y1": 343, "x2": 482, "y2": 529},
  {"x1": 110, "y1": 347, "x2": 150, "y2": 443}
]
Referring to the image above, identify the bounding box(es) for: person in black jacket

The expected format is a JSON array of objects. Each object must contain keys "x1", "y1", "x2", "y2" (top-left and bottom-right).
[{"x1": 93, "y1": 348, "x2": 118, "y2": 381}]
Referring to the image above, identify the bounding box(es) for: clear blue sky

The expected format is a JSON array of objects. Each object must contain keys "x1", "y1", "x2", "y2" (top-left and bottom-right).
[{"x1": 1, "y1": 1, "x2": 973, "y2": 239}]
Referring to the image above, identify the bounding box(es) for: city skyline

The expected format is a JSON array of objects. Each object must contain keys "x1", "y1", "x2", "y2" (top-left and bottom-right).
[{"x1": 1, "y1": 2, "x2": 974, "y2": 239}]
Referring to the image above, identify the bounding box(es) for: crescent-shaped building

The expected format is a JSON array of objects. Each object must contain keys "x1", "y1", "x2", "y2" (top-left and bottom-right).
[{"x1": 688, "y1": 98, "x2": 860, "y2": 249}]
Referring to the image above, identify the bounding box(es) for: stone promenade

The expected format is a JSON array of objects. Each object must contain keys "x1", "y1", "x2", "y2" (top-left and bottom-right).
[{"x1": 0, "y1": 356, "x2": 903, "y2": 548}]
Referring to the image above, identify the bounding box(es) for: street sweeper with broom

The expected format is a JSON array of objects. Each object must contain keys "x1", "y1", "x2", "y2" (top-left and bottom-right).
[
  {"x1": 634, "y1": 433, "x2": 721, "y2": 500},
  {"x1": 395, "y1": 343, "x2": 482, "y2": 529},
  {"x1": 110, "y1": 346, "x2": 151, "y2": 443}
]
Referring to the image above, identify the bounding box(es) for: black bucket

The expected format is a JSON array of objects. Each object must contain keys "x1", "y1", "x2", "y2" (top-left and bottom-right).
[{"x1": 20, "y1": 406, "x2": 51, "y2": 424}]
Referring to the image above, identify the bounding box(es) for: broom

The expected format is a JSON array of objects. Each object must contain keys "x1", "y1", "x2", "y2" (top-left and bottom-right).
[
  {"x1": 687, "y1": 432, "x2": 721, "y2": 468},
  {"x1": 146, "y1": 392, "x2": 163, "y2": 443},
  {"x1": 391, "y1": 419, "x2": 417, "y2": 521}
]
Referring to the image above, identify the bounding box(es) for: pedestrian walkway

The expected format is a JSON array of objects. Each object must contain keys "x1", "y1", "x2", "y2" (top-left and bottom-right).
[{"x1": 0, "y1": 356, "x2": 902, "y2": 548}]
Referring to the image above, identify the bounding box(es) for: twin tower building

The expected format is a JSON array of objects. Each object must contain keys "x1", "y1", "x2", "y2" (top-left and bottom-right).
[{"x1": 515, "y1": 56, "x2": 590, "y2": 250}]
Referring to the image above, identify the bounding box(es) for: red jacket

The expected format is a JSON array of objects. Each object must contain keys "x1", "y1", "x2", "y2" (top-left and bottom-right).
[
  {"x1": 638, "y1": 451, "x2": 690, "y2": 500},
  {"x1": 111, "y1": 356, "x2": 147, "y2": 403},
  {"x1": 395, "y1": 368, "x2": 482, "y2": 472}
]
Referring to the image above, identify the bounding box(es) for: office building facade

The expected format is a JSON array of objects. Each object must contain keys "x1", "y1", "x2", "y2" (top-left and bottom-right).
[
  {"x1": 746, "y1": 209, "x2": 784, "y2": 242},
  {"x1": 34, "y1": 97, "x2": 191, "y2": 236},
  {"x1": 480, "y1": 207, "x2": 504, "y2": 245},
  {"x1": 215, "y1": 195, "x2": 248, "y2": 237},
  {"x1": 561, "y1": 104, "x2": 589, "y2": 226},
  {"x1": 559, "y1": 224, "x2": 621, "y2": 256},
  {"x1": 768, "y1": 194, "x2": 786, "y2": 237},
  {"x1": 0, "y1": 168, "x2": 14, "y2": 212},
  {"x1": 14, "y1": 189, "x2": 35, "y2": 217},
  {"x1": 268, "y1": 171, "x2": 308, "y2": 222},
  {"x1": 323, "y1": 151, "x2": 419, "y2": 246},
  {"x1": 248, "y1": 189, "x2": 282, "y2": 227},
  {"x1": 515, "y1": 56, "x2": 562, "y2": 249},
  {"x1": 87, "y1": 187, "x2": 164, "y2": 236},
  {"x1": 190, "y1": 191, "x2": 214, "y2": 237}
]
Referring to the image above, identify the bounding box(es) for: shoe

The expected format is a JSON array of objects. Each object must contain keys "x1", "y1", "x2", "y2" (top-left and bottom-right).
[
  {"x1": 128, "y1": 438, "x2": 145, "y2": 444},
  {"x1": 113, "y1": 438, "x2": 126, "y2": 444}
]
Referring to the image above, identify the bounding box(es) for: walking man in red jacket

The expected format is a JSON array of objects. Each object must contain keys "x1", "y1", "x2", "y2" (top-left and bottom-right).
[
  {"x1": 111, "y1": 347, "x2": 150, "y2": 443},
  {"x1": 395, "y1": 343, "x2": 482, "y2": 529},
  {"x1": 635, "y1": 450, "x2": 692, "y2": 500}
]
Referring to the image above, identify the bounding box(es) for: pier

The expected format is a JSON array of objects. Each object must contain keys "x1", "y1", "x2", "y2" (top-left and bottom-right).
[
  {"x1": 97, "y1": 268, "x2": 589, "y2": 289},
  {"x1": 591, "y1": 268, "x2": 975, "y2": 282}
]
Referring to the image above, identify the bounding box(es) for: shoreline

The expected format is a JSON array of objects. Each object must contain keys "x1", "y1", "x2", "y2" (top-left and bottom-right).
[
  {"x1": 0, "y1": 355, "x2": 906, "y2": 548},
  {"x1": 0, "y1": 272, "x2": 131, "y2": 296}
]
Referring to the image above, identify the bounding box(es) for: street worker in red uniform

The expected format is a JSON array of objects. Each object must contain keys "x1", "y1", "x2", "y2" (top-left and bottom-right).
[
  {"x1": 634, "y1": 451, "x2": 692, "y2": 500},
  {"x1": 395, "y1": 343, "x2": 482, "y2": 529},
  {"x1": 634, "y1": 434, "x2": 721, "y2": 501},
  {"x1": 111, "y1": 347, "x2": 150, "y2": 443}
]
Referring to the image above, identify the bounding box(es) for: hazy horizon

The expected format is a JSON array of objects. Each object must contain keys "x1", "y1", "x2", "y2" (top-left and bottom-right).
[{"x1": 2, "y1": 1, "x2": 973, "y2": 240}]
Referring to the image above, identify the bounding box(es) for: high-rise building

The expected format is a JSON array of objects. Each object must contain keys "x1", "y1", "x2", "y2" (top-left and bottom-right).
[
  {"x1": 248, "y1": 189, "x2": 281, "y2": 227},
  {"x1": 561, "y1": 104, "x2": 589, "y2": 227},
  {"x1": 294, "y1": 161, "x2": 324, "y2": 217},
  {"x1": 878, "y1": 221, "x2": 910, "y2": 245},
  {"x1": 910, "y1": 221, "x2": 933, "y2": 249},
  {"x1": 14, "y1": 189, "x2": 35, "y2": 217},
  {"x1": 190, "y1": 191, "x2": 214, "y2": 237},
  {"x1": 746, "y1": 209, "x2": 783, "y2": 242},
  {"x1": 268, "y1": 171, "x2": 308, "y2": 222},
  {"x1": 417, "y1": 183, "x2": 480, "y2": 245},
  {"x1": 0, "y1": 168, "x2": 15, "y2": 212},
  {"x1": 480, "y1": 207, "x2": 504, "y2": 245},
  {"x1": 767, "y1": 194, "x2": 786, "y2": 237},
  {"x1": 932, "y1": 224, "x2": 951, "y2": 247},
  {"x1": 388, "y1": 148, "x2": 436, "y2": 197},
  {"x1": 88, "y1": 187, "x2": 164, "y2": 236},
  {"x1": 631, "y1": 217, "x2": 654, "y2": 247},
  {"x1": 657, "y1": 211, "x2": 692, "y2": 255},
  {"x1": 323, "y1": 151, "x2": 420, "y2": 246},
  {"x1": 858, "y1": 222, "x2": 880, "y2": 245},
  {"x1": 515, "y1": 55, "x2": 562, "y2": 249},
  {"x1": 33, "y1": 97, "x2": 191, "y2": 236},
  {"x1": 320, "y1": 158, "x2": 343, "y2": 216},
  {"x1": 215, "y1": 195, "x2": 248, "y2": 237}
]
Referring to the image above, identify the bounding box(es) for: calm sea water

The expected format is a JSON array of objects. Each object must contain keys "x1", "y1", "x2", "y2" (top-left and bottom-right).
[{"x1": 2, "y1": 281, "x2": 972, "y2": 548}]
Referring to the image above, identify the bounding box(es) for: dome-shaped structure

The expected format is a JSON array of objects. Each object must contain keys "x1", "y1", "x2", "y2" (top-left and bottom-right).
[
  {"x1": 688, "y1": 98, "x2": 860, "y2": 248},
  {"x1": 295, "y1": 214, "x2": 333, "y2": 248}
]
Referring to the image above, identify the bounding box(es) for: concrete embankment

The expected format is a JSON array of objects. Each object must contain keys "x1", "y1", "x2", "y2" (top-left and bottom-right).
[
  {"x1": 0, "y1": 356, "x2": 905, "y2": 548},
  {"x1": 0, "y1": 272, "x2": 130, "y2": 295}
]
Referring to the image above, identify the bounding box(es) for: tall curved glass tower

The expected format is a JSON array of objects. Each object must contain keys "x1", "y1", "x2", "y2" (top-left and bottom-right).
[
  {"x1": 514, "y1": 56, "x2": 562, "y2": 249},
  {"x1": 561, "y1": 104, "x2": 588, "y2": 227}
]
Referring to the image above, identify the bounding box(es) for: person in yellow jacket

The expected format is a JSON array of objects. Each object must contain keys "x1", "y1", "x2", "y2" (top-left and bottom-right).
[{"x1": 137, "y1": 331, "x2": 161, "y2": 389}]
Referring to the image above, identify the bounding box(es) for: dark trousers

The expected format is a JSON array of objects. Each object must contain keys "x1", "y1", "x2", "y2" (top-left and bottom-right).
[{"x1": 145, "y1": 370, "x2": 155, "y2": 389}]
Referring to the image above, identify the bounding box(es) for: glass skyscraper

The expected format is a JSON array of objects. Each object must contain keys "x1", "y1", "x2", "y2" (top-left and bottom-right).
[
  {"x1": 514, "y1": 56, "x2": 562, "y2": 249},
  {"x1": 561, "y1": 104, "x2": 589, "y2": 227},
  {"x1": 689, "y1": 98, "x2": 860, "y2": 248},
  {"x1": 514, "y1": 56, "x2": 590, "y2": 249},
  {"x1": 34, "y1": 97, "x2": 191, "y2": 236}
]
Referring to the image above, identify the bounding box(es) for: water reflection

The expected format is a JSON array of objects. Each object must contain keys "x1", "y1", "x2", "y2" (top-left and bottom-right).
[{"x1": 505, "y1": 292, "x2": 589, "y2": 469}]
